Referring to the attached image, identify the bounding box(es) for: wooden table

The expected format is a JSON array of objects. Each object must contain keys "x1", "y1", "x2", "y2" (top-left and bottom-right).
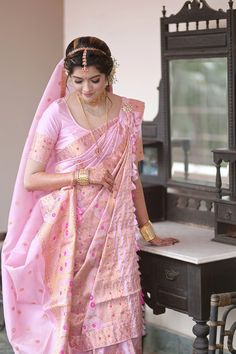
[{"x1": 138, "y1": 221, "x2": 236, "y2": 354}]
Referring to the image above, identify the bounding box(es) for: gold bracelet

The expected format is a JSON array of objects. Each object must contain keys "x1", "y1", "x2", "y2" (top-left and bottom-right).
[
  {"x1": 77, "y1": 169, "x2": 90, "y2": 186},
  {"x1": 139, "y1": 220, "x2": 156, "y2": 242}
]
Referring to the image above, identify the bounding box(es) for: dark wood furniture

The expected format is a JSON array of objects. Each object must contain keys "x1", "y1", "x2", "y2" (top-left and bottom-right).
[
  {"x1": 139, "y1": 1, "x2": 236, "y2": 353},
  {"x1": 142, "y1": 184, "x2": 166, "y2": 222},
  {"x1": 140, "y1": 253, "x2": 236, "y2": 354},
  {"x1": 213, "y1": 148, "x2": 236, "y2": 245},
  {"x1": 138, "y1": 222, "x2": 236, "y2": 354}
]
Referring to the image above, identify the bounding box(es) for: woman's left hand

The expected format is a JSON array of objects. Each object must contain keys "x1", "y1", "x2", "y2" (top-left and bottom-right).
[{"x1": 149, "y1": 236, "x2": 179, "y2": 247}]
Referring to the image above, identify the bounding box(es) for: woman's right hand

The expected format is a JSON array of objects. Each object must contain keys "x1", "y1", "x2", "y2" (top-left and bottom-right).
[{"x1": 89, "y1": 165, "x2": 114, "y2": 192}]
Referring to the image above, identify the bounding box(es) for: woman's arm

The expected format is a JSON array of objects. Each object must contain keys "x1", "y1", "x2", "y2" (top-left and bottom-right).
[
  {"x1": 24, "y1": 159, "x2": 114, "y2": 192},
  {"x1": 132, "y1": 172, "x2": 178, "y2": 246},
  {"x1": 132, "y1": 175, "x2": 149, "y2": 227},
  {"x1": 24, "y1": 159, "x2": 74, "y2": 191}
]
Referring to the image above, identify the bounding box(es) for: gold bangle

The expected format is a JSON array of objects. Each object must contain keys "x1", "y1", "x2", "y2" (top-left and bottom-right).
[
  {"x1": 139, "y1": 220, "x2": 156, "y2": 242},
  {"x1": 77, "y1": 169, "x2": 89, "y2": 186}
]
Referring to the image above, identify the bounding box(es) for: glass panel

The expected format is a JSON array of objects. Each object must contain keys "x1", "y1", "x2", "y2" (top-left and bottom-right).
[
  {"x1": 140, "y1": 146, "x2": 158, "y2": 176},
  {"x1": 169, "y1": 58, "x2": 228, "y2": 187}
]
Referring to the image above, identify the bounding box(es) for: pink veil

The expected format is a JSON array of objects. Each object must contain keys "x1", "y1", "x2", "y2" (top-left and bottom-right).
[{"x1": 1, "y1": 58, "x2": 67, "y2": 342}]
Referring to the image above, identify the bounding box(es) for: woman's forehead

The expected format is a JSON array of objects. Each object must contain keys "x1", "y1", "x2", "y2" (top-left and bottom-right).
[{"x1": 72, "y1": 66, "x2": 103, "y2": 78}]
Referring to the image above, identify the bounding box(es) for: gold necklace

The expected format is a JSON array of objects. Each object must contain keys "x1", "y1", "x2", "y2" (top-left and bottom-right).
[{"x1": 76, "y1": 93, "x2": 109, "y2": 157}]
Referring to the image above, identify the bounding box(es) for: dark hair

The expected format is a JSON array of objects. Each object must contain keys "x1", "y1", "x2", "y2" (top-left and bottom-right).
[{"x1": 64, "y1": 36, "x2": 114, "y2": 78}]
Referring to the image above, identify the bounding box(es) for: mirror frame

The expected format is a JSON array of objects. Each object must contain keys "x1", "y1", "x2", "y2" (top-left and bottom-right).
[
  {"x1": 141, "y1": 0, "x2": 236, "y2": 226},
  {"x1": 162, "y1": 1, "x2": 233, "y2": 194}
]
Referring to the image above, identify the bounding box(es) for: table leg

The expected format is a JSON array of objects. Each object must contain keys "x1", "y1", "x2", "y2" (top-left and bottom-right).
[{"x1": 192, "y1": 319, "x2": 209, "y2": 354}]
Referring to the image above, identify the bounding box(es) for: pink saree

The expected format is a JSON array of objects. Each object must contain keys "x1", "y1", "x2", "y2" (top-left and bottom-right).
[{"x1": 2, "y1": 60, "x2": 145, "y2": 354}]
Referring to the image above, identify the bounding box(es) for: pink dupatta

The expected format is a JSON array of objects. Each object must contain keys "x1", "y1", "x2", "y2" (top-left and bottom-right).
[{"x1": 2, "y1": 59, "x2": 68, "y2": 353}]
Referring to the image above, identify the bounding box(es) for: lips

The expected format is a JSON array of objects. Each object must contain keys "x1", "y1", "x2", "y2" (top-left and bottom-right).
[{"x1": 83, "y1": 93, "x2": 93, "y2": 98}]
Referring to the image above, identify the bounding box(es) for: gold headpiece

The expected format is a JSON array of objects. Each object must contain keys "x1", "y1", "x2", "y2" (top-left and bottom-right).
[
  {"x1": 67, "y1": 47, "x2": 107, "y2": 57},
  {"x1": 67, "y1": 47, "x2": 107, "y2": 71},
  {"x1": 82, "y1": 49, "x2": 88, "y2": 71}
]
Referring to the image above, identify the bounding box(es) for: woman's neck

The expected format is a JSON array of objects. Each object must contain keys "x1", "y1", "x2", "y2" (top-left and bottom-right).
[{"x1": 77, "y1": 92, "x2": 112, "y2": 117}]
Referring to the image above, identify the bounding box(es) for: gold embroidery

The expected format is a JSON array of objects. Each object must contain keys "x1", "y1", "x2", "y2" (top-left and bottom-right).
[
  {"x1": 122, "y1": 102, "x2": 133, "y2": 113},
  {"x1": 56, "y1": 117, "x2": 121, "y2": 162},
  {"x1": 29, "y1": 133, "x2": 54, "y2": 165}
]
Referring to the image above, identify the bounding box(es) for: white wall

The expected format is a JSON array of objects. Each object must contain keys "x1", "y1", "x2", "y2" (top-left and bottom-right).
[
  {"x1": 64, "y1": 0, "x2": 232, "y2": 339},
  {"x1": 0, "y1": 0, "x2": 64, "y2": 231}
]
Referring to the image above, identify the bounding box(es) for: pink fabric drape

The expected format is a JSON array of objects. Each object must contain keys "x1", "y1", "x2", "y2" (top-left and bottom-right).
[
  {"x1": 2, "y1": 60, "x2": 145, "y2": 354},
  {"x1": 2, "y1": 59, "x2": 67, "y2": 354}
]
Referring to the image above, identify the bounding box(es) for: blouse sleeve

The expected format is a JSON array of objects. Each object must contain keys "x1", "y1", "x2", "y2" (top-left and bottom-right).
[{"x1": 29, "y1": 103, "x2": 60, "y2": 166}]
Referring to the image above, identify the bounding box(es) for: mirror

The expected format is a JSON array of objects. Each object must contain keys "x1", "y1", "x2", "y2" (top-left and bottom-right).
[
  {"x1": 169, "y1": 57, "x2": 228, "y2": 187},
  {"x1": 140, "y1": 145, "x2": 159, "y2": 176}
]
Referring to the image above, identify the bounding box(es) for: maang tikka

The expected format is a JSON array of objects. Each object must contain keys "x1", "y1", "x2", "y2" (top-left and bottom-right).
[{"x1": 82, "y1": 49, "x2": 88, "y2": 71}]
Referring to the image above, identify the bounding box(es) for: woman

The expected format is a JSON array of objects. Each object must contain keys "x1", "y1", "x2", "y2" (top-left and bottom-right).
[{"x1": 2, "y1": 36, "x2": 178, "y2": 354}]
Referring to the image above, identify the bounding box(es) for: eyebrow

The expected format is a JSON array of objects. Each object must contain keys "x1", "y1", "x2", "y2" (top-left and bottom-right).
[{"x1": 72, "y1": 74, "x2": 101, "y2": 80}]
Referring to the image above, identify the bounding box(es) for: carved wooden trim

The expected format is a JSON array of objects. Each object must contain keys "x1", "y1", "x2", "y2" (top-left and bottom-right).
[
  {"x1": 167, "y1": 193, "x2": 215, "y2": 226},
  {"x1": 164, "y1": 0, "x2": 227, "y2": 24}
]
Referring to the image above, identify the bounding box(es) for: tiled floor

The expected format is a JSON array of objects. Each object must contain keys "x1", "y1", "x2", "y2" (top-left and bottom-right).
[
  {"x1": 143, "y1": 323, "x2": 193, "y2": 354},
  {"x1": 0, "y1": 329, "x2": 13, "y2": 354}
]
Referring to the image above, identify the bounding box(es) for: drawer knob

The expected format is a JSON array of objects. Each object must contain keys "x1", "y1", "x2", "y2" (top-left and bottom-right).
[{"x1": 165, "y1": 269, "x2": 179, "y2": 281}]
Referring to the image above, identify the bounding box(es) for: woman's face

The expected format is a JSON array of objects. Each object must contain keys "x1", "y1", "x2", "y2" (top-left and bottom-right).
[{"x1": 70, "y1": 66, "x2": 107, "y2": 104}]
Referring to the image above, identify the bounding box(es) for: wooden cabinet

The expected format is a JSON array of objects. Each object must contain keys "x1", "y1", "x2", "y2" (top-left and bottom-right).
[
  {"x1": 139, "y1": 252, "x2": 236, "y2": 319},
  {"x1": 139, "y1": 251, "x2": 236, "y2": 354},
  {"x1": 152, "y1": 255, "x2": 188, "y2": 312},
  {"x1": 138, "y1": 221, "x2": 236, "y2": 354}
]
